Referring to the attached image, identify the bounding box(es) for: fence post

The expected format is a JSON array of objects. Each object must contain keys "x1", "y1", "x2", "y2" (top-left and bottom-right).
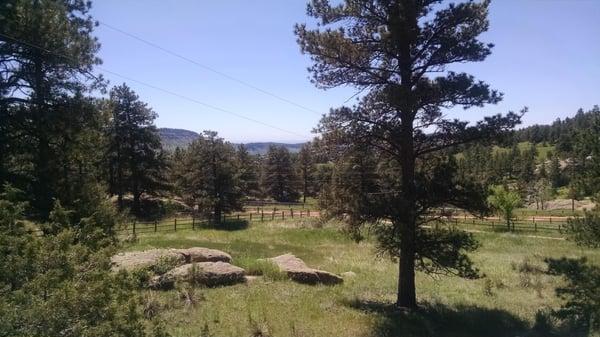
[
  {"x1": 237, "y1": 214, "x2": 240, "y2": 221},
  {"x1": 154, "y1": 220, "x2": 158, "y2": 232},
  {"x1": 250, "y1": 213, "x2": 253, "y2": 222},
  {"x1": 291, "y1": 209, "x2": 294, "y2": 218},
  {"x1": 133, "y1": 220, "x2": 136, "y2": 235},
  {"x1": 282, "y1": 211, "x2": 285, "y2": 220},
  {"x1": 192, "y1": 217, "x2": 195, "y2": 230},
  {"x1": 261, "y1": 210, "x2": 264, "y2": 222},
  {"x1": 174, "y1": 218, "x2": 177, "y2": 231},
  {"x1": 534, "y1": 221, "x2": 537, "y2": 232},
  {"x1": 271, "y1": 211, "x2": 275, "y2": 220}
]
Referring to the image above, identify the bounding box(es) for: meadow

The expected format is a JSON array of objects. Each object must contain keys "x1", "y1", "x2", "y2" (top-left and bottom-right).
[{"x1": 123, "y1": 217, "x2": 600, "y2": 337}]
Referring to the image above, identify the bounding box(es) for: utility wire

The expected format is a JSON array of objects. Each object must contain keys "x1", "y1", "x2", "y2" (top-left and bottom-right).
[
  {"x1": 99, "y1": 21, "x2": 324, "y2": 116},
  {"x1": 0, "y1": 32, "x2": 307, "y2": 138}
]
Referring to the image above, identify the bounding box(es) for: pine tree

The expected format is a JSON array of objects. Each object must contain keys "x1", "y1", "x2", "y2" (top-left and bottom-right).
[
  {"x1": 106, "y1": 83, "x2": 167, "y2": 215},
  {"x1": 548, "y1": 154, "x2": 563, "y2": 188},
  {"x1": 236, "y1": 144, "x2": 260, "y2": 198},
  {"x1": 264, "y1": 145, "x2": 300, "y2": 202},
  {"x1": 180, "y1": 131, "x2": 243, "y2": 223},
  {"x1": 0, "y1": 0, "x2": 103, "y2": 218},
  {"x1": 297, "y1": 143, "x2": 315, "y2": 204},
  {"x1": 296, "y1": 0, "x2": 521, "y2": 307}
]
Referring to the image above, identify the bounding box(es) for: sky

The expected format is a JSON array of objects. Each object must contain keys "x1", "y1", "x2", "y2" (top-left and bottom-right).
[{"x1": 90, "y1": 0, "x2": 600, "y2": 143}]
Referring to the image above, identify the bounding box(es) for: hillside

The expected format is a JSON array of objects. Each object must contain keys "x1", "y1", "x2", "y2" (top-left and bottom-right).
[
  {"x1": 158, "y1": 128, "x2": 304, "y2": 154},
  {"x1": 158, "y1": 128, "x2": 200, "y2": 151}
]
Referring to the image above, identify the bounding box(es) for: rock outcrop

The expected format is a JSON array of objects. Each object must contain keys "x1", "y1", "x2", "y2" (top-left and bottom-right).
[
  {"x1": 111, "y1": 249, "x2": 185, "y2": 271},
  {"x1": 176, "y1": 247, "x2": 232, "y2": 263},
  {"x1": 150, "y1": 262, "x2": 245, "y2": 289},
  {"x1": 267, "y1": 254, "x2": 343, "y2": 285},
  {"x1": 111, "y1": 247, "x2": 232, "y2": 271}
]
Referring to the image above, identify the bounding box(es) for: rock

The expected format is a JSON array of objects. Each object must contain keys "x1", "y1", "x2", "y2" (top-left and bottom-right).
[
  {"x1": 111, "y1": 249, "x2": 185, "y2": 272},
  {"x1": 267, "y1": 254, "x2": 343, "y2": 285},
  {"x1": 175, "y1": 247, "x2": 232, "y2": 263},
  {"x1": 341, "y1": 271, "x2": 357, "y2": 278},
  {"x1": 111, "y1": 247, "x2": 233, "y2": 272},
  {"x1": 153, "y1": 262, "x2": 246, "y2": 288}
]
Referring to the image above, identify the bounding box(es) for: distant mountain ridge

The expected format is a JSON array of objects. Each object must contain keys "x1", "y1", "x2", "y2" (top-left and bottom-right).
[{"x1": 158, "y1": 128, "x2": 305, "y2": 154}]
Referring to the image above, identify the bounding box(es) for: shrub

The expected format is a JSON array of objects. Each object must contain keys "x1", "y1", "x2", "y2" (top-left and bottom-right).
[{"x1": 237, "y1": 258, "x2": 287, "y2": 281}]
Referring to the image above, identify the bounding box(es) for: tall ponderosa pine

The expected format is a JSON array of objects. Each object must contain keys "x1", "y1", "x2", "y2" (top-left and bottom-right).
[
  {"x1": 0, "y1": 0, "x2": 103, "y2": 218},
  {"x1": 296, "y1": 0, "x2": 521, "y2": 307},
  {"x1": 236, "y1": 144, "x2": 260, "y2": 198},
  {"x1": 179, "y1": 131, "x2": 243, "y2": 223},
  {"x1": 297, "y1": 143, "x2": 316, "y2": 203},
  {"x1": 106, "y1": 83, "x2": 167, "y2": 215},
  {"x1": 264, "y1": 145, "x2": 300, "y2": 202}
]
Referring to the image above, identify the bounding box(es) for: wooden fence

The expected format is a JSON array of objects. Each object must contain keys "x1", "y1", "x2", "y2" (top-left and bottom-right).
[{"x1": 120, "y1": 209, "x2": 315, "y2": 236}]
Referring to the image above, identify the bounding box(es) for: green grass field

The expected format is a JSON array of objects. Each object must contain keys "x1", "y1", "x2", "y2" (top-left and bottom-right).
[
  {"x1": 492, "y1": 141, "x2": 555, "y2": 162},
  {"x1": 123, "y1": 217, "x2": 599, "y2": 337}
]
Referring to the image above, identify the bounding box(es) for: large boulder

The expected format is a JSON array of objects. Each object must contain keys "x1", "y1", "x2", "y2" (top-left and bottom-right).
[
  {"x1": 175, "y1": 247, "x2": 232, "y2": 263},
  {"x1": 111, "y1": 247, "x2": 232, "y2": 272},
  {"x1": 267, "y1": 254, "x2": 343, "y2": 285},
  {"x1": 150, "y1": 262, "x2": 246, "y2": 289},
  {"x1": 111, "y1": 249, "x2": 185, "y2": 272}
]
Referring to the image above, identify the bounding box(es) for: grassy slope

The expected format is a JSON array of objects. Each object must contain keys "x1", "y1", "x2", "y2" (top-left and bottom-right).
[
  {"x1": 492, "y1": 141, "x2": 555, "y2": 162},
  {"x1": 125, "y1": 219, "x2": 599, "y2": 337}
]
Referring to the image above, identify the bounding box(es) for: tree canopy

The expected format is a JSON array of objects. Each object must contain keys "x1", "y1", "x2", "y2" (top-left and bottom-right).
[{"x1": 296, "y1": 0, "x2": 521, "y2": 307}]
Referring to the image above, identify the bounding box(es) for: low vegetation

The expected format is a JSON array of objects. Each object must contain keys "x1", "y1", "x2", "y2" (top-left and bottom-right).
[{"x1": 121, "y1": 217, "x2": 600, "y2": 337}]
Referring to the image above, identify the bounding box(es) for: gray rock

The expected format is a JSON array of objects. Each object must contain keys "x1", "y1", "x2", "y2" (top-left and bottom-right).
[
  {"x1": 175, "y1": 247, "x2": 232, "y2": 263},
  {"x1": 152, "y1": 262, "x2": 246, "y2": 289},
  {"x1": 111, "y1": 247, "x2": 232, "y2": 272},
  {"x1": 268, "y1": 254, "x2": 343, "y2": 285},
  {"x1": 111, "y1": 249, "x2": 185, "y2": 272}
]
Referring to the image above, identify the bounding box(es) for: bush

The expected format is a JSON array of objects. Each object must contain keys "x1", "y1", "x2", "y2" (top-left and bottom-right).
[
  {"x1": 236, "y1": 258, "x2": 287, "y2": 281},
  {"x1": 546, "y1": 257, "x2": 600, "y2": 333},
  {"x1": 0, "y1": 195, "x2": 161, "y2": 337}
]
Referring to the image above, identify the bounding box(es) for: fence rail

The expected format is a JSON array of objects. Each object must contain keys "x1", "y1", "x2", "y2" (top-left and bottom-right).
[{"x1": 25, "y1": 208, "x2": 576, "y2": 237}]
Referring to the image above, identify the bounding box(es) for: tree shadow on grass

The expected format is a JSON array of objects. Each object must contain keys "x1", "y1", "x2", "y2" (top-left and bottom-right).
[
  {"x1": 344, "y1": 299, "x2": 533, "y2": 337},
  {"x1": 200, "y1": 219, "x2": 249, "y2": 231}
]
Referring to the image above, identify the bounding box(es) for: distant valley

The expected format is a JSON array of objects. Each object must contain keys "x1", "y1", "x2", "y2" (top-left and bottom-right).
[{"x1": 158, "y1": 128, "x2": 305, "y2": 154}]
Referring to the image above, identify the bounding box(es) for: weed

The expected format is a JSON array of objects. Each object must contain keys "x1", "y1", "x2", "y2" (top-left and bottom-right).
[
  {"x1": 483, "y1": 278, "x2": 495, "y2": 297},
  {"x1": 237, "y1": 258, "x2": 287, "y2": 281},
  {"x1": 152, "y1": 255, "x2": 183, "y2": 275}
]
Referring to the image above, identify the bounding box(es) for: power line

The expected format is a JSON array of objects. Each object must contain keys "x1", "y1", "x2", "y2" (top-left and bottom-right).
[
  {"x1": 98, "y1": 21, "x2": 324, "y2": 116},
  {"x1": 0, "y1": 32, "x2": 307, "y2": 138}
]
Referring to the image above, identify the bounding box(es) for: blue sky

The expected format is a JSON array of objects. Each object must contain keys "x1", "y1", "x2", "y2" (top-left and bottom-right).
[{"x1": 91, "y1": 1, "x2": 600, "y2": 143}]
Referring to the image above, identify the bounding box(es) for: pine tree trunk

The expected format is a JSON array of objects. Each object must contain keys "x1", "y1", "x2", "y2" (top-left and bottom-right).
[
  {"x1": 398, "y1": 223, "x2": 417, "y2": 308},
  {"x1": 397, "y1": 120, "x2": 417, "y2": 309},
  {"x1": 32, "y1": 51, "x2": 52, "y2": 219}
]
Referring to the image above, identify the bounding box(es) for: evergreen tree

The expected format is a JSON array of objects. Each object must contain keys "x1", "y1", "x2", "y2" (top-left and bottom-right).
[
  {"x1": 264, "y1": 145, "x2": 300, "y2": 202},
  {"x1": 236, "y1": 144, "x2": 260, "y2": 198},
  {"x1": 0, "y1": 0, "x2": 103, "y2": 218},
  {"x1": 180, "y1": 131, "x2": 243, "y2": 223},
  {"x1": 297, "y1": 143, "x2": 316, "y2": 204},
  {"x1": 573, "y1": 107, "x2": 600, "y2": 196},
  {"x1": 296, "y1": 0, "x2": 521, "y2": 307},
  {"x1": 106, "y1": 84, "x2": 167, "y2": 215},
  {"x1": 547, "y1": 153, "x2": 563, "y2": 188}
]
